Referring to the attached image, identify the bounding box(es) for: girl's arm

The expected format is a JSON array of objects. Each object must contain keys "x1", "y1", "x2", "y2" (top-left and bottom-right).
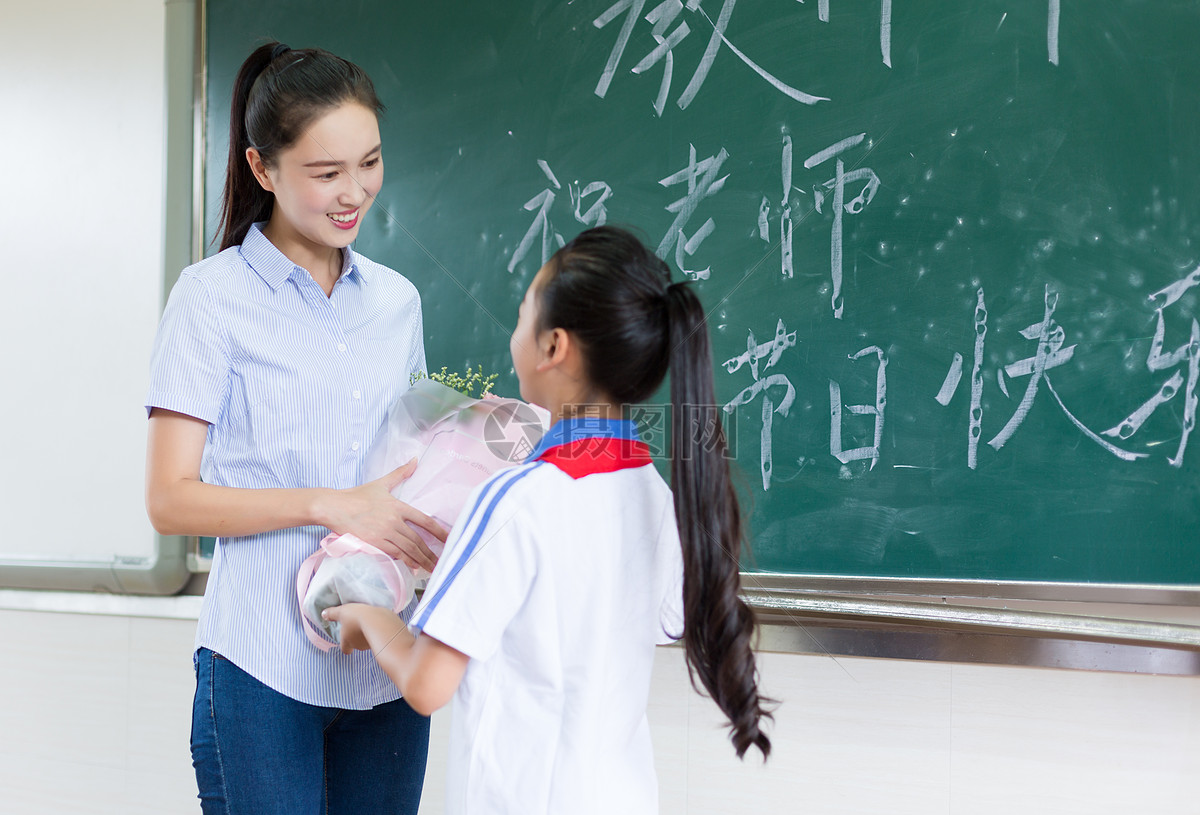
[
  {"x1": 322, "y1": 603, "x2": 468, "y2": 716},
  {"x1": 145, "y1": 408, "x2": 445, "y2": 572}
]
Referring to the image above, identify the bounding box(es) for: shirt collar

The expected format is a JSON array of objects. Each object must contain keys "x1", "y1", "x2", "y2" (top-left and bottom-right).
[
  {"x1": 239, "y1": 222, "x2": 367, "y2": 291},
  {"x1": 531, "y1": 417, "x2": 641, "y2": 457},
  {"x1": 531, "y1": 417, "x2": 651, "y2": 479}
]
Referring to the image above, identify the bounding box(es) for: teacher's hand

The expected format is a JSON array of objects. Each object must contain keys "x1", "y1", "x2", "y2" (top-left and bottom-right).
[{"x1": 319, "y1": 458, "x2": 447, "y2": 572}]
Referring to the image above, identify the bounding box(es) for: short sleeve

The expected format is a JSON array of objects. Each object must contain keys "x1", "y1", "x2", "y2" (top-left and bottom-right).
[
  {"x1": 410, "y1": 468, "x2": 541, "y2": 661},
  {"x1": 145, "y1": 272, "x2": 231, "y2": 424}
]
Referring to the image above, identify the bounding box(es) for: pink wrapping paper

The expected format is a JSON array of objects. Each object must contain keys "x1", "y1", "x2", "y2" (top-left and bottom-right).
[
  {"x1": 296, "y1": 533, "x2": 417, "y2": 652},
  {"x1": 296, "y1": 379, "x2": 549, "y2": 651},
  {"x1": 363, "y1": 378, "x2": 549, "y2": 565}
]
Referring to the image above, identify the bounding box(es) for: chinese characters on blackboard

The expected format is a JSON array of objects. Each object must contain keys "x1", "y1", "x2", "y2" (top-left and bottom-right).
[
  {"x1": 594, "y1": 0, "x2": 1060, "y2": 115},
  {"x1": 504, "y1": 0, "x2": 1194, "y2": 488}
]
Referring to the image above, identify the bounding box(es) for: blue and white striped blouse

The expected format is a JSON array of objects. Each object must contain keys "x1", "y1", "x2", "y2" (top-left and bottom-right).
[{"x1": 146, "y1": 223, "x2": 426, "y2": 708}]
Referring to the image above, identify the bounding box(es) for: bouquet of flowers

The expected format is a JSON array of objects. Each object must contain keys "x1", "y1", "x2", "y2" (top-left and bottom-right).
[{"x1": 298, "y1": 370, "x2": 549, "y2": 649}]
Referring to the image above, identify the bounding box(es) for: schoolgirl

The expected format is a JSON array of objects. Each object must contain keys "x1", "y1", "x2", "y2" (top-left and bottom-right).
[
  {"x1": 326, "y1": 225, "x2": 772, "y2": 814},
  {"x1": 145, "y1": 42, "x2": 443, "y2": 813}
]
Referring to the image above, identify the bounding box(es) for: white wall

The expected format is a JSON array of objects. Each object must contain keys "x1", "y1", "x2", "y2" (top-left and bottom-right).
[
  {"x1": 1, "y1": 603, "x2": 1197, "y2": 815},
  {"x1": 0, "y1": 0, "x2": 166, "y2": 562}
]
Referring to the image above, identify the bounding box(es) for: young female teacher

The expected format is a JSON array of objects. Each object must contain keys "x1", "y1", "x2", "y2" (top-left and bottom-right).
[{"x1": 144, "y1": 42, "x2": 445, "y2": 814}]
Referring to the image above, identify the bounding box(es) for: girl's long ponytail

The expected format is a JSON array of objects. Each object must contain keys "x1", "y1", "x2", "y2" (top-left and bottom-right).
[
  {"x1": 665, "y1": 282, "x2": 773, "y2": 760},
  {"x1": 218, "y1": 43, "x2": 278, "y2": 251}
]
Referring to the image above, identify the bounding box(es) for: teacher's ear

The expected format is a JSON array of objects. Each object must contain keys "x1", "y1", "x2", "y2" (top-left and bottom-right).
[{"x1": 245, "y1": 147, "x2": 275, "y2": 193}]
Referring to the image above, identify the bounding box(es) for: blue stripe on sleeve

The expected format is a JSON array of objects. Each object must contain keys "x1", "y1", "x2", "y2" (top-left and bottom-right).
[{"x1": 412, "y1": 462, "x2": 544, "y2": 631}]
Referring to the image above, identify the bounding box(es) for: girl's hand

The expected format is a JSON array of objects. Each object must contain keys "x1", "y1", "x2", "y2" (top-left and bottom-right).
[
  {"x1": 320, "y1": 459, "x2": 448, "y2": 572},
  {"x1": 324, "y1": 604, "x2": 467, "y2": 716},
  {"x1": 323, "y1": 603, "x2": 408, "y2": 656},
  {"x1": 322, "y1": 603, "x2": 370, "y2": 653}
]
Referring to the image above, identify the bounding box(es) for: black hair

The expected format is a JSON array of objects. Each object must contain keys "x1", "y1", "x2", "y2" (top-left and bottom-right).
[
  {"x1": 538, "y1": 225, "x2": 773, "y2": 759},
  {"x1": 218, "y1": 42, "x2": 384, "y2": 251}
]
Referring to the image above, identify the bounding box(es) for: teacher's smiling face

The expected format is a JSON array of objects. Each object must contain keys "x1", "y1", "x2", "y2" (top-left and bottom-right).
[{"x1": 246, "y1": 101, "x2": 384, "y2": 259}]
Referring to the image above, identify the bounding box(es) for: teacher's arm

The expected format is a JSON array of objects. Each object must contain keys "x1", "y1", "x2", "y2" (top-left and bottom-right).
[{"x1": 145, "y1": 407, "x2": 444, "y2": 571}]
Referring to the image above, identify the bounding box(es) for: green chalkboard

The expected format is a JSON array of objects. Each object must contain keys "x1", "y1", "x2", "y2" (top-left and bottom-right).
[{"x1": 203, "y1": 0, "x2": 1200, "y2": 588}]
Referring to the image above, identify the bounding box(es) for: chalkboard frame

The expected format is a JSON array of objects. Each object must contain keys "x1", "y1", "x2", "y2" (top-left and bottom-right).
[{"x1": 192, "y1": 0, "x2": 1200, "y2": 606}]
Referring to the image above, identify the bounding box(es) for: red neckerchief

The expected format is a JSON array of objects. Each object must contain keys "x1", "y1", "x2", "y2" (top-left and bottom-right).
[{"x1": 535, "y1": 436, "x2": 652, "y2": 479}]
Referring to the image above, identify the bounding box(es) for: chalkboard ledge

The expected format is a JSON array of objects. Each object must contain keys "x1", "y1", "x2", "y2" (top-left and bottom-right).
[
  {"x1": 745, "y1": 586, "x2": 1200, "y2": 676},
  {"x1": 744, "y1": 572, "x2": 1200, "y2": 606}
]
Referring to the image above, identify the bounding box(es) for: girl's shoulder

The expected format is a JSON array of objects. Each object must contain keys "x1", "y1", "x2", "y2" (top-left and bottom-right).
[
  {"x1": 485, "y1": 457, "x2": 550, "y2": 502},
  {"x1": 457, "y1": 458, "x2": 553, "y2": 524}
]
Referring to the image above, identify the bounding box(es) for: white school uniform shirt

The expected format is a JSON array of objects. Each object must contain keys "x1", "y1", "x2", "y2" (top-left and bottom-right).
[
  {"x1": 412, "y1": 417, "x2": 685, "y2": 815},
  {"x1": 146, "y1": 223, "x2": 425, "y2": 708}
]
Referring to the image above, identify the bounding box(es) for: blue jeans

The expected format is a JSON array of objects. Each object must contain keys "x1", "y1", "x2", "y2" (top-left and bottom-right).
[{"x1": 191, "y1": 648, "x2": 430, "y2": 815}]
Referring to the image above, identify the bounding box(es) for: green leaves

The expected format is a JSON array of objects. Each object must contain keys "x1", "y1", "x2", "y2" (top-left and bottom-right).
[{"x1": 410, "y1": 365, "x2": 499, "y2": 398}]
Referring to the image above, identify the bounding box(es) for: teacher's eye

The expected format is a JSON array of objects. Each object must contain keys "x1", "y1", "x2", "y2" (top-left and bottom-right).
[
  {"x1": 317, "y1": 170, "x2": 340, "y2": 181},
  {"x1": 362, "y1": 157, "x2": 381, "y2": 170}
]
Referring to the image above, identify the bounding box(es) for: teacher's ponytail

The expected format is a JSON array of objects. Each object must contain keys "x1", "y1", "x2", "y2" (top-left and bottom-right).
[
  {"x1": 219, "y1": 43, "x2": 275, "y2": 251},
  {"x1": 537, "y1": 226, "x2": 773, "y2": 759},
  {"x1": 217, "y1": 42, "x2": 384, "y2": 251}
]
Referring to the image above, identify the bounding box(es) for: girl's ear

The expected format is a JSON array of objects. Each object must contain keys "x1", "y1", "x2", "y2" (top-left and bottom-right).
[
  {"x1": 536, "y1": 327, "x2": 572, "y2": 372},
  {"x1": 245, "y1": 147, "x2": 274, "y2": 193}
]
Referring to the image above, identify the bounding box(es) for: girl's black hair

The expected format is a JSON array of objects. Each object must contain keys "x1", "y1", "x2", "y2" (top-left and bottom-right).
[
  {"x1": 218, "y1": 42, "x2": 384, "y2": 251},
  {"x1": 538, "y1": 225, "x2": 773, "y2": 760}
]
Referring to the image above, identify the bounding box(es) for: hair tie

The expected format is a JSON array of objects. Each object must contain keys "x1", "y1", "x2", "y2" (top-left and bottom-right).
[
  {"x1": 661, "y1": 281, "x2": 682, "y2": 327},
  {"x1": 271, "y1": 43, "x2": 292, "y2": 61}
]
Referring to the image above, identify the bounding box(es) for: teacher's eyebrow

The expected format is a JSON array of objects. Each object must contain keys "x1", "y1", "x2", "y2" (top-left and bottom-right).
[{"x1": 302, "y1": 144, "x2": 382, "y2": 167}]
